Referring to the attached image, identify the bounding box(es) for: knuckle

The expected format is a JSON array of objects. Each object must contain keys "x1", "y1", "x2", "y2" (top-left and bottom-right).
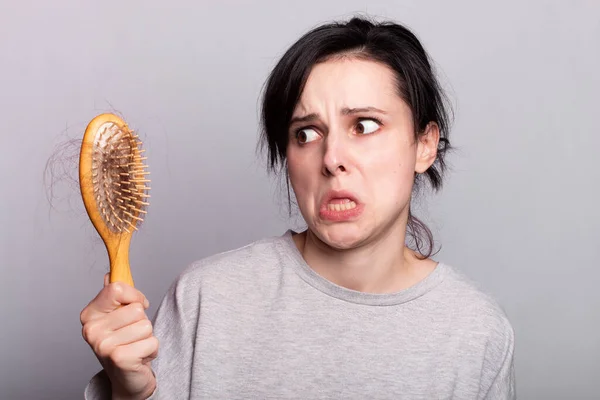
[
  {"x1": 110, "y1": 347, "x2": 127, "y2": 367},
  {"x1": 81, "y1": 323, "x2": 95, "y2": 343},
  {"x1": 132, "y1": 303, "x2": 145, "y2": 319},
  {"x1": 150, "y1": 336, "x2": 159, "y2": 351},
  {"x1": 79, "y1": 308, "x2": 89, "y2": 325},
  {"x1": 107, "y1": 282, "x2": 123, "y2": 299},
  {"x1": 95, "y1": 336, "x2": 113, "y2": 358},
  {"x1": 82, "y1": 320, "x2": 102, "y2": 344},
  {"x1": 140, "y1": 319, "x2": 153, "y2": 336}
]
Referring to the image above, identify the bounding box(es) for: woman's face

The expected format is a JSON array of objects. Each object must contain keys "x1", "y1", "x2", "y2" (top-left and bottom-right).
[{"x1": 286, "y1": 57, "x2": 439, "y2": 250}]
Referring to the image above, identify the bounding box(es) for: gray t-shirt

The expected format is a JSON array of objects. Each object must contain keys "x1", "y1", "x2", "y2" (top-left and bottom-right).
[{"x1": 85, "y1": 230, "x2": 516, "y2": 399}]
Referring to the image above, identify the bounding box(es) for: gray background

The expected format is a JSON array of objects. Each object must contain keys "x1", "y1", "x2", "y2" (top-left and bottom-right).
[{"x1": 1, "y1": 0, "x2": 598, "y2": 398}]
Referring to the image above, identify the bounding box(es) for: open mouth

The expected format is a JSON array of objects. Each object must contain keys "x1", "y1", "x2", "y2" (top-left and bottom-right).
[
  {"x1": 319, "y1": 190, "x2": 363, "y2": 221},
  {"x1": 326, "y1": 199, "x2": 357, "y2": 211}
]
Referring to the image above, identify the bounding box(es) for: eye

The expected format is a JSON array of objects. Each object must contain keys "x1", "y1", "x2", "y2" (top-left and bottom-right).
[
  {"x1": 356, "y1": 119, "x2": 380, "y2": 135},
  {"x1": 296, "y1": 128, "x2": 320, "y2": 144}
]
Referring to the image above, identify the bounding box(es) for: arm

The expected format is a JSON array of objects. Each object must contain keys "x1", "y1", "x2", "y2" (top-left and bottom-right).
[
  {"x1": 479, "y1": 316, "x2": 516, "y2": 400},
  {"x1": 84, "y1": 272, "x2": 200, "y2": 400},
  {"x1": 147, "y1": 273, "x2": 200, "y2": 398}
]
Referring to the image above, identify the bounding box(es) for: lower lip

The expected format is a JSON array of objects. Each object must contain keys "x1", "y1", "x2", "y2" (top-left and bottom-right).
[{"x1": 319, "y1": 203, "x2": 364, "y2": 222}]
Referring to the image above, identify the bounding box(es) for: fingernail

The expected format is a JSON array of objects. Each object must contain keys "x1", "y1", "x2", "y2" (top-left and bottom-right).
[{"x1": 144, "y1": 298, "x2": 150, "y2": 309}]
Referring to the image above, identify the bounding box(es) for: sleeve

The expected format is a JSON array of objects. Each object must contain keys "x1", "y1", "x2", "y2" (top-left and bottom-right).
[
  {"x1": 479, "y1": 315, "x2": 517, "y2": 400},
  {"x1": 84, "y1": 271, "x2": 200, "y2": 400}
]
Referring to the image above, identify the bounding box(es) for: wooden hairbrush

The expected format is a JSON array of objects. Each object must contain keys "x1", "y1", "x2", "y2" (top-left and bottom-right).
[{"x1": 79, "y1": 113, "x2": 150, "y2": 287}]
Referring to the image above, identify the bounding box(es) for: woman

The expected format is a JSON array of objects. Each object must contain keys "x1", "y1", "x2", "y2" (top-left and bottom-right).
[{"x1": 81, "y1": 16, "x2": 515, "y2": 399}]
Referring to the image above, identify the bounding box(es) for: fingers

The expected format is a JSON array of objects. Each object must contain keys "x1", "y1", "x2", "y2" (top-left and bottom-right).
[
  {"x1": 95, "y1": 318, "x2": 154, "y2": 358},
  {"x1": 83, "y1": 302, "x2": 148, "y2": 340},
  {"x1": 104, "y1": 302, "x2": 149, "y2": 331},
  {"x1": 113, "y1": 319, "x2": 154, "y2": 346},
  {"x1": 81, "y1": 297, "x2": 150, "y2": 348},
  {"x1": 81, "y1": 282, "x2": 149, "y2": 324},
  {"x1": 141, "y1": 345, "x2": 159, "y2": 365},
  {"x1": 109, "y1": 336, "x2": 160, "y2": 371}
]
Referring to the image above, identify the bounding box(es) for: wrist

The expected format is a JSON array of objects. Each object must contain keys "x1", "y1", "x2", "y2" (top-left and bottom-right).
[{"x1": 111, "y1": 381, "x2": 156, "y2": 400}]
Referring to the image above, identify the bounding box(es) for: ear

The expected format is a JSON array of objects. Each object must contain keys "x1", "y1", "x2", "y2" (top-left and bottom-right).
[{"x1": 414, "y1": 122, "x2": 440, "y2": 174}]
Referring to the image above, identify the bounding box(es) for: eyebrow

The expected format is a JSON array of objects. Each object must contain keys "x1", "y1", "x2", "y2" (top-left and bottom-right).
[
  {"x1": 289, "y1": 106, "x2": 387, "y2": 126},
  {"x1": 342, "y1": 106, "x2": 387, "y2": 115}
]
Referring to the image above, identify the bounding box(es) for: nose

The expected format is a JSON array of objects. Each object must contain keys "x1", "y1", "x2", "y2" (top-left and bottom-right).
[{"x1": 322, "y1": 134, "x2": 348, "y2": 177}]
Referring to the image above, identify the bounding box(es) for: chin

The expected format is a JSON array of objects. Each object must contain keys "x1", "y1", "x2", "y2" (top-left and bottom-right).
[{"x1": 311, "y1": 223, "x2": 369, "y2": 250}]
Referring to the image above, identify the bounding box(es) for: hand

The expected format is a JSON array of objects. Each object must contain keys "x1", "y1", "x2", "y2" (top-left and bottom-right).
[{"x1": 80, "y1": 274, "x2": 159, "y2": 399}]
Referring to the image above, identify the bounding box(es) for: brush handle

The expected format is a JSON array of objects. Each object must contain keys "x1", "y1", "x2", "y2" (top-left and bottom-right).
[{"x1": 107, "y1": 240, "x2": 135, "y2": 287}]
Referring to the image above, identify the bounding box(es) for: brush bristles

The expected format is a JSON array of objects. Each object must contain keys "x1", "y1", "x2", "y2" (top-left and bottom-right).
[{"x1": 91, "y1": 122, "x2": 150, "y2": 234}]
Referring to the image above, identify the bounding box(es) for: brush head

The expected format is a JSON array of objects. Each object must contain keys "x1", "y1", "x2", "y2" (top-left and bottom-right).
[
  {"x1": 91, "y1": 120, "x2": 150, "y2": 233},
  {"x1": 79, "y1": 113, "x2": 150, "y2": 239}
]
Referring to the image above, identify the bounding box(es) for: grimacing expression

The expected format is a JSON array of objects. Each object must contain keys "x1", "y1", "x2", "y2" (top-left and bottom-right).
[{"x1": 286, "y1": 57, "x2": 438, "y2": 249}]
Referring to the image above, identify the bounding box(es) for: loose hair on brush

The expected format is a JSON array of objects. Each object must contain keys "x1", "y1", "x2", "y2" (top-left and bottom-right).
[{"x1": 258, "y1": 15, "x2": 453, "y2": 258}]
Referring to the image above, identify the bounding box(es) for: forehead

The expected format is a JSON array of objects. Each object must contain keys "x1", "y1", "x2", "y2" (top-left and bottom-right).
[{"x1": 294, "y1": 57, "x2": 401, "y2": 115}]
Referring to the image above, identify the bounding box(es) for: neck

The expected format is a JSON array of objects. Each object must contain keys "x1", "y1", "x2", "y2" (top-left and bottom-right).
[{"x1": 294, "y1": 222, "x2": 435, "y2": 294}]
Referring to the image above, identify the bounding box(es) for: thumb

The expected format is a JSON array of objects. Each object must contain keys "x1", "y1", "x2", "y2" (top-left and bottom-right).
[{"x1": 104, "y1": 273, "x2": 110, "y2": 287}]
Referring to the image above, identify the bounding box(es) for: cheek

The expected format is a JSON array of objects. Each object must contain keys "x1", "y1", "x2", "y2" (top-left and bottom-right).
[
  {"x1": 286, "y1": 151, "x2": 318, "y2": 202},
  {"x1": 368, "y1": 140, "x2": 416, "y2": 202}
]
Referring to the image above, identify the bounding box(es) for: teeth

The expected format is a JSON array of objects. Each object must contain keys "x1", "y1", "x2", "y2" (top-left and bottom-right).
[{"x1": 327, "y1": 201, "x2": 357, "y2": 211}]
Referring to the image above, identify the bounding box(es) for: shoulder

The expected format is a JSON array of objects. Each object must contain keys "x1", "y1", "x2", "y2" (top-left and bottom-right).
[
  {"x1": 436, "y1": 263, "x2": 515, "y2": 344},
  {"x1": 150, "y1": 232, "x2": 293, "y2": 338},
  {"x1": 426, "y1": 264, "x2": 516, "y2": 386},
  {"x1": 436, "y1": 264, "x2": 517, "y2": 392},
  {"x1": 167, "y1": 231, "x2": 293, "y2": 297}
]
